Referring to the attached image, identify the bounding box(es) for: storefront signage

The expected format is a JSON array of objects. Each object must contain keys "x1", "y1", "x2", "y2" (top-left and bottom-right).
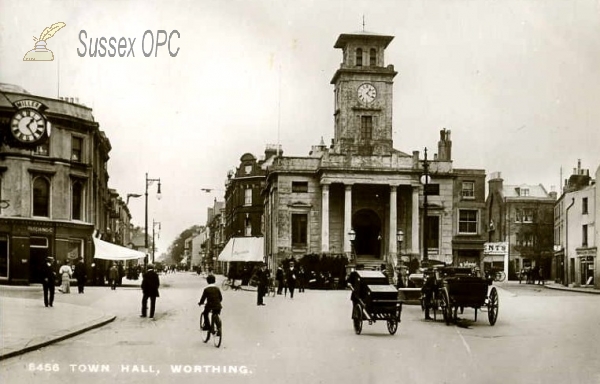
[
  {"x1": 577, "y1": 249, "x2": 596, "y2": 258},
  {"x1": 27, "y1": 226, "x2": 53, "y2": 234},
  {"x1": 484, "y1": 242, "x2": 508, "y2": 255}
]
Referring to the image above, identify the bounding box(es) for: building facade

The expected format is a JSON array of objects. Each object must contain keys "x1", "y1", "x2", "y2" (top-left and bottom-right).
[
  {"x1": 487, "y1": 172, "x2": 556, "y2": 279},
  {"x1": 262, "y1": 32, "x2": 487, "y2": 276},
  {"x1": 554, "y1": 161, "x2": 598, "y2": 288},
  {"x1": 0, "y1": 84, "x2": 113, "y2": 284}
]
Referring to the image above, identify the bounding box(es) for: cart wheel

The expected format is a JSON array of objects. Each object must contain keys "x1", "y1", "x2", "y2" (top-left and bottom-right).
[
  {"x1": 352, "y1": 304, "x2": 363, "y2": 335},
  {"x1": 487, "y1": 287, "x2": 499, "y2": 326},
  {"x1": 221, "y1": 279, "x2": 230, "y2": 291},
  {"x1": 387, "y1": 320, "x2": 398, "y2": 335},
  {"x1": 440, "y1": 290, "x2": 451, "y2": 326},
  {"x1": 432, "y1": 292, "x2": 438, "y2": 321}
]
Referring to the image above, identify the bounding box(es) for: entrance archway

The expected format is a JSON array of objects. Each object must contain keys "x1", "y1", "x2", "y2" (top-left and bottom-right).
[{"x1": 352, "y1": 209, "x2": 382, "y2": 258}]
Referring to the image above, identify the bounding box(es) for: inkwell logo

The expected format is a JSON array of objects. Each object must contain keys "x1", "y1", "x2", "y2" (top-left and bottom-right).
[{"x1": 23, "y1": 22, "x2": 66, "y2": 61}]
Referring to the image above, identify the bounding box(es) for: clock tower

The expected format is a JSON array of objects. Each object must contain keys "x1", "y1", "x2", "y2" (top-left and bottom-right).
[{"x1": 330, "y1": 32, "x2": 397, "y2": 155}]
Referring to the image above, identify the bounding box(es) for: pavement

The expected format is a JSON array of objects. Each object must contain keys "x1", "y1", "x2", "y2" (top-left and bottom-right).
[{"x1": 0, "y1": 276, "x2": 598, "y2": 362}]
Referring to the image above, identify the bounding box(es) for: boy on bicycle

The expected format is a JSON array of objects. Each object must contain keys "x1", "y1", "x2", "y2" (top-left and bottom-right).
[{"x1": 198, "y1": 274, "x2": 223, "y2": 334}]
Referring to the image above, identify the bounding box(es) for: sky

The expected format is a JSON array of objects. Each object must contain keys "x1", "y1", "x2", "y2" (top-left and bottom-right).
[{"x1": 1, "y1": 0, "x2": 600, "y2": 255}]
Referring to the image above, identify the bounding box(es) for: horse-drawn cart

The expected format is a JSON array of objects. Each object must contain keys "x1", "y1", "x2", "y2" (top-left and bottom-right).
[
  {"x1": 422, "y1": 266, "x2": 499, "y2": 326},
  {"x1": 348, "y1": 270, "x2": 402, "y2": 335}
]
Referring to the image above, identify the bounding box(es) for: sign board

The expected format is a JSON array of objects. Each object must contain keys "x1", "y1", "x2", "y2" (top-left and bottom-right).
[{"x1": 484, "y1": 242, "x2": 508, "y2": 255}]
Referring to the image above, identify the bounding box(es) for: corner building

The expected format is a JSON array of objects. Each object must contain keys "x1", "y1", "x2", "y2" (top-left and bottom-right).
[
  {"x1": 0, "y1": 84, "x2": 111, "y2": 284},
  {"x1": 263, "y1": 32, "x2": 487, "y2": 273}
]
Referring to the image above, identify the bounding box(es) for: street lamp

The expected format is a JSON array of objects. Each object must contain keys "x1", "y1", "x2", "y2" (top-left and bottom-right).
[
  {"x1": 145, "y1": 173, "x2": 162, "y2": 266},
  {"x1": 420, "y1": 148, "x2": 431, "y2": 265},
  {"x1": 396, "y1": 230, "x2": 404, "y2": 263},
  {"x1": 152, "y1": 219, "x2": 161, "y2": 264},
  {"x1": 348, "y1": 229, "x2": 356, "y2": 264}
]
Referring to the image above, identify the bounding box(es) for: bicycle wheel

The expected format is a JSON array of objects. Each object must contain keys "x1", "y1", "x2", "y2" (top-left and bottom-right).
[
  {"x1": 352, "y1": 304, "x2": 363, "y2": 335},
  {"x1": 212, "y1": 314, "x2": 222, "y2": 348},
  {"x1": 221, "y1": 279, "x2": 230, "y2": 291},
  {"x1": 200, "y1": 314, "x2": 210, "y2": 343}
]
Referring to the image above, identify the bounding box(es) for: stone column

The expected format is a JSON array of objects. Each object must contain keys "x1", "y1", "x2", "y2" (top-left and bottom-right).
[
  {"x1": 321, "y1": 184, "x2": 330, "y2": 253},
  {"x1": 344, "y1": 184, "x2": 352, "y2": 255},
  {"x1": 389, "y1": 185, "x2": 398, "y2": 267},
  {"x1": 412, "y1": 187, "x2": 420, "y2": 256}
]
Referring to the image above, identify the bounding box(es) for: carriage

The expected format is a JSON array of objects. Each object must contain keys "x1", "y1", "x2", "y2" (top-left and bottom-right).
[
  {"x1": 348, "y1": 270, "x2": 403, "y2": 335},
  {"x1": 421, "y1": 266, "x2": 499, "y2": 326}
]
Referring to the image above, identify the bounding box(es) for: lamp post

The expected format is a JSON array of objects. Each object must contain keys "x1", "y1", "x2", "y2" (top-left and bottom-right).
[
  {"x1": 145, "y1": 173, "x2": 161, "y2": 266},
  {"x1": 348, "y1": 229, "x2": 356, "y2": 265},
  {"x1": 396, "y1": 230, "x2": 404, "y2": 264},
  {"x1": 420, "y1": 148, "x2": 430, "y2": 265},
  {"x1": 152, "y1": 219, "x2": 161, "y2": 264}
]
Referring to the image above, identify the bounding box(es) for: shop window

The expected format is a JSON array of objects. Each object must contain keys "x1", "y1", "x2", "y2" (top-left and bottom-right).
[
  {"x1": 292, "y1": 181, "x2": 308, "y2": 193},
  {"x1": 0, "y1": 234, "x2": 7, "y2": 279},
  {"x1": 458, "y1": 210, "x2": 478, "y2": 234},
  {"x1": 68, "y1": 239, "x2": 82, "y2": 260},
  {"x1": 33, "y1": 176, "x2": 50, "y2": 217},
  {"x1": 291, "y1": 214, "x2": 307, "y2": 247}
]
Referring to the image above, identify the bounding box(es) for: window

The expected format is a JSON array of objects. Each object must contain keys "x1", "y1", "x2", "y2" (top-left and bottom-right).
[
  {"x1": 582, "y1": 225, "x2": 588, "y2": 247},
  {"x1": 244, "y1": 165, "x2": 252, "y2": 174},
  {"x1": 523, "y1": 208, "x2": 533, "y2": 222},
  {"x1": 244, "y1": 188, "x2": 252, "y2": 206},
  {"x1": 426, "y1": 215, "x2": 439, "y2": 250},
  {"x1": 245, "y1": 216, "x2": 252, "y2": 236},
  {"x1": 369, "y1": 48, "x2": 376, "y2": 66},
  {"x1": 518, "y1": 233, "x2": 533, "y2": 247},
  {"x1": 72, "y1": 181, "x2": 83, "y2": 220},
  {"x1": 458, "y1": 210, "x2": 478, "y2": 234},
  {"x1": 425, "y1": 184, "x2": 439, "y2": 196},
  {"x1": 360, "y1": 116, "x2": 373, "y2": 140},
  {"x1": 33, "y1": 176, "x2": 50, "y2": 217},
  {"x1": 461, "y1": 181, "x2": 475, "y2": 199},
  {"x1": 292, "y1": 181, "x2": 308, "y2": 193},
  {"x1": 71, "y1": 136, "x2": 83, "y2": 162},
  {"x1": 583, "y1": 197, "x2": 588, "y2": 214},
  {"x1": 67, "y1": 239, "x2": 82, "y2": 260},
  {"x1": 291, "y1": 214, "x2": 308, "y2": 247},
  {"x1": 519, "y1": 188, "x2": 529, "y2": 197},
  {"x1": 356, "y1": 48, "x2": 363, "y2": 66}
]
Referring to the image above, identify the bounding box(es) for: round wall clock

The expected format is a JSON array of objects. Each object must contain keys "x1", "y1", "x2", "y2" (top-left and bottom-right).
[
  {"x1": 357, "y1": 83, "x2": 377, "y2": 103},
  {"x1": 10, "y1": 108, "x2": 46, "y2": 143}
]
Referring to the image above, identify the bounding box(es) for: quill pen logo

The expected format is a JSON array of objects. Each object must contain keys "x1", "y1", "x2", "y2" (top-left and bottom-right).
[{"x1": 23, "y1": 22, "x2": 66, "y2": 61}]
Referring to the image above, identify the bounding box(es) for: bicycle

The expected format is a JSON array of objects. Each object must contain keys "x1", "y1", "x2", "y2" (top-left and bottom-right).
[
  {"x1": 221, "y1": 277, "x2": 242, "y2": 291},
  {"x1": 199, "y1": 304, "x2": 222, "y2": 348},
  {"x1": 485, "y1": 269, "x2": 506, "y2": 283}
]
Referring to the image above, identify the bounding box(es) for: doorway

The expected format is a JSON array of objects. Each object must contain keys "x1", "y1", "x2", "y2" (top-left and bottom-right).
[
  {"x1": 352, "y1": 209, "x2": 382, "y2": 258},
  {"x1": 29, "y1": 237, "x2": 49, "y2": 284}
]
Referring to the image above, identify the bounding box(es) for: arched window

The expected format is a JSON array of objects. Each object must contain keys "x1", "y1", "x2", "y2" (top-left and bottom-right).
[
  {"x1": 72, "y1": 181, "x2": 83, "y2": 220},
  {"x1": 356, "y1": 48, "x2": 363, "y2": 66},
  {"x1": 370, "y1": 48, "x2": 377, "y2": 66},
  {"x1": 33, "y1": 177, "x2": 50, "y2": 217}
]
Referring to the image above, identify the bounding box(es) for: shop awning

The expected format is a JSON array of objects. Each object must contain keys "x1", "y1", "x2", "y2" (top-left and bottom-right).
[
  {"x1": 217, "y1": 237, "x2": 264, "y2": 262},
  {"x1": 93, "y1": 237, "x2": 146, "y2": 261}
]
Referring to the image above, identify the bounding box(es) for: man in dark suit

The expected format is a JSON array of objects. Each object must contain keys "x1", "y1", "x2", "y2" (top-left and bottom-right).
[
  {"x1": 73, "y1": 257, "x2": 87, "y2": 294},
  {"x1": 256, "y1": 263, "x2": 268, "y2": 306},
  {"x1": 286, "y1": 262, "x2": 297, "y2": 299},
  {"x1": 41, "y1": 257, "x2": 56, "y2": 307},
  {"x1": 141, "y1": 264, "x2": 160, "y2": 319},
  {"x1": 199, "y1": 274, "x2": 222, "y2": 332}
]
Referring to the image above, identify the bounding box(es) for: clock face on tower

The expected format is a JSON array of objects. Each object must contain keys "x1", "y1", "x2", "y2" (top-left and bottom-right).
[
  {"x1": 357, "y1": 83, "x2": 377, "y2": 104},
  {"x1": 10, "y1": 108, "x2": 47, "y2": 143}
]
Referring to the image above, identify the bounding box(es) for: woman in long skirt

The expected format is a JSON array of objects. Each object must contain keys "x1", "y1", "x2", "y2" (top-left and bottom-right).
[{"x1": 58, "y1": 261, "x2": 72, "y2": 293}]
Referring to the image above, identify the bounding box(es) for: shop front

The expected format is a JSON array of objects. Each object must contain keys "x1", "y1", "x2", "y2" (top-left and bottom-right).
[
  {"x1": 0, "y1": 218, "x2": 93, "y2": 285},
  {"x1": 576, "y1": 247, "x2": 596, "y2": 286}
]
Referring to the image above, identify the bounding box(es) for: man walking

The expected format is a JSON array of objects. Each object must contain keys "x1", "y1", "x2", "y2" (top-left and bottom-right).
[
  {"x1": 73, "y1": 257, "x2": 87, "y2": 294},
  {"x1": 276, "y1": 265, "x2": 284, "y2": 295},
  {"x1": 141, "y1": 264, "x2": 160, "y2": 319},
  {"x1": 256, "y1": 263, "x2": 268, "y2": 306},
  {"x1": 286, "y1": 262, "x2": 297, "y2": 299},
  {"x1": 41, "y1": 257, "x2": 56, "y2": 307}
]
